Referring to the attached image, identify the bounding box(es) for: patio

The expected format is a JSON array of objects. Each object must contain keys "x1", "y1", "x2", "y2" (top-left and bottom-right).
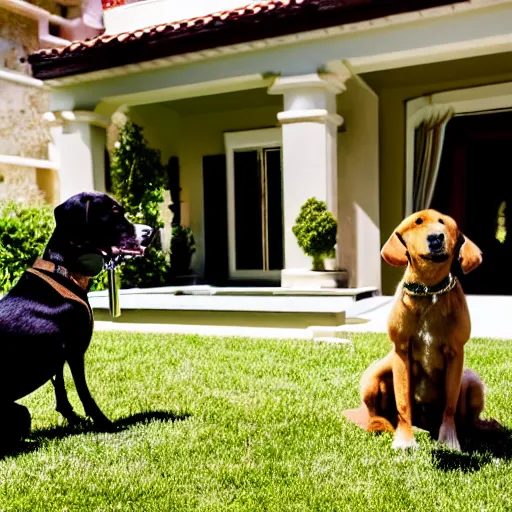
[{"x1": 89, "y1": 288, "x2": 512, "y2": 340}]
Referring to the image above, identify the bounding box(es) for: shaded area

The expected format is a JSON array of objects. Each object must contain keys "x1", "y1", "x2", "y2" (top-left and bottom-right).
[
  {"x1": 2, "y1": 410, "x2": 190, "y2": 459},
  {"x1": 432, "y1": 426, "x2": 512, "y2": 473}
]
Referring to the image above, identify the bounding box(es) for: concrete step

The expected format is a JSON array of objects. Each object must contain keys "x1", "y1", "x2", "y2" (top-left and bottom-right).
[
  {"x1": 90, "y1": 294, "x2": 352, "y2": 329},
  {"x1": 89, "y1": 285, "x2": 377, "y2": 299}
]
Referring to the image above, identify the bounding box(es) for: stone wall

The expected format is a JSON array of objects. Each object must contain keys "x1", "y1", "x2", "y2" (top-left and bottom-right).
[
  {"x1": 27, "y1": 0, "x2": 61, "y2": 15},
  {"x1": 0, "y1": 164, "x2": 43, "y2": 203},
  {"x1": 0, "y1": 9, "x2": 38, "y2": 74},
  {"x1": 0, "y1": 5, "x2": 58, "y2": 203},
  {"x1": 0, "y1": 81, "x2": 51, "y2": 160}
]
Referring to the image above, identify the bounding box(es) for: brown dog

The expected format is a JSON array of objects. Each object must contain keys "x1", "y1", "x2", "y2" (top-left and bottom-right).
[{"x1": 343, "y1": 209, "x2": 500, "y2": 450}]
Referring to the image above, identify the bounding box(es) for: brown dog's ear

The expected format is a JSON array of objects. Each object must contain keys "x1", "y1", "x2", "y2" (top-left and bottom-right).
[
  {"x1": 458, "y1": 234, "x2": 482, "y2": 274},
  {"x1": 381, "y1": 232, "x2": 408, "y2": 267}
]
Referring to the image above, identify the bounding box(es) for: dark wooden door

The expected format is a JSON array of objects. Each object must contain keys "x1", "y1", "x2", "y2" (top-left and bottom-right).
[
  {"x1": 431, "y1": 111, "x2": 512, "y2": 295},
  {"x1": 202, "y1": 154, "x2": 229, "y2": 285}
]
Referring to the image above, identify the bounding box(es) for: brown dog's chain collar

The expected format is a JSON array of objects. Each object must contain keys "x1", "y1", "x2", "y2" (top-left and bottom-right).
[{"x1": 403, "y1": 274, "x2": 458, "y2": 297}]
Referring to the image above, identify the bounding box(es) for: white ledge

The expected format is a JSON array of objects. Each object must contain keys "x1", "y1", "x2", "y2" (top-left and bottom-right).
[
  {"x1": 0, "y1": 69, "x2": 47, "y2": 89},
  {"x1": 277, "y1": 109, "x2": 344, "y2": 126},
  {"x1": 269, "y1": 73, "x2": 349, "y2": 95},
  {"x1": 0, "y1": 154, "x2": 59, "y2": 170},
  {"x1": 0, "y1": 0, "x2": 76, "y2": 27},
  {"x1": 44, "y1": 110, "x2": 111, "y2": 129}
]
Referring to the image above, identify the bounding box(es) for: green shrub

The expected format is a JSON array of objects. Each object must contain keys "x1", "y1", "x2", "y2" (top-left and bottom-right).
[
  {"x1": 119, "y1": 247, "x2": 170, "y2": 289},
  {"x1": 170, "y1": 225, "x2": 195, "y2": 275},
  {"x1": 110, "y1": 120, "x2": 165, "y2": 229},
  {"x1": 0, "y1": 201, "x2": 55, "y2": 295},
  {"x1": 292, "y1": 197, "x2": 337, "y2": 271},
  {"x1": 90, "y1": 269, "x2": 110, "y2": 292}
]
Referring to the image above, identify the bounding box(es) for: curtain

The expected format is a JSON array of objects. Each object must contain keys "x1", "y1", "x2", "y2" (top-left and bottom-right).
[{"x1": 413, "y1": 106, "x2": 454, "y2": 212}]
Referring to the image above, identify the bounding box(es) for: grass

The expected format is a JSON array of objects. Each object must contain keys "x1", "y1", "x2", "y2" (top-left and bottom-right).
[{"x1": 0, "y1": 332, "x2": 512, "y2": 511}]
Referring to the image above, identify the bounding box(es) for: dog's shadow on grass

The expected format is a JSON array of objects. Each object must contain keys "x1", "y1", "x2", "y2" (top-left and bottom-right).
[
  {"x1": 4, "y1": 410, "x2": 190, "y2": 459},
  {"x1": 432, "y1": 426, "x2": 512, "y2": 473}
]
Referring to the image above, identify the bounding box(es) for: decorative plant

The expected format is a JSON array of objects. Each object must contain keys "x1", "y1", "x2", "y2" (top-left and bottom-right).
[
  {"x1": 170, "y1": 225, "x2": 196, "y2": 276},
  {"x1": 94, "y1": 118, "x2": 171, "y2": 289},
  {"x1": 292, "y1": 197, "x2": 337, "y2": 271},
  {"x1": 110, "y1": 120, "x2": 165, "y2": 229},
  {"x1": 0, "y1": 201, "x2": 54, "y2": 295}
]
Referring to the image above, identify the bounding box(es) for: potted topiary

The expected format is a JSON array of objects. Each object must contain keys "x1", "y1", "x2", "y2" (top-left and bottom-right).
[
  {"x1": 284, "y1": 197, "x2": 347, "y2": 288},
  {"x1": 292, "y1": 197, "x2": 337, "y2": 271},
  {"x1": 170, "y1": 225, "x2": 197, "y2": 285}
]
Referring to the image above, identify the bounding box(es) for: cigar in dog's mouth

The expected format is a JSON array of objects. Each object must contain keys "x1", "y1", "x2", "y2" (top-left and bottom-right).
[{"x1": 110, "y1": 245, "x2": 146, "y2": 257}]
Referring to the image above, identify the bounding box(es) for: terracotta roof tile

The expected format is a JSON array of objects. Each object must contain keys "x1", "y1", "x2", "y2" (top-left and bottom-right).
[{"x1": 29, "y1": 0, "x2": 467, "y2": 80}]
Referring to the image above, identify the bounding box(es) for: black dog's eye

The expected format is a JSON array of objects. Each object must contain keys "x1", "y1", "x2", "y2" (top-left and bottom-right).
[
  {"x1": 415, "y1": 218, "x2": 423, "y2": 225},
  {"x1": 438, "y1": 218, "x2": 444, "y2": 225}
]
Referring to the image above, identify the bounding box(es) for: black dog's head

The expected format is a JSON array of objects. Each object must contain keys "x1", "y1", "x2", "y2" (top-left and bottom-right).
[{"x1": 50, "y1": 192, "x2": 155, "y2": 276}]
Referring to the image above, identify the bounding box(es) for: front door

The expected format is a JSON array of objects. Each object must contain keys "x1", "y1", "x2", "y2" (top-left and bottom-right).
[
  {"x1": 225, "y1": 129, "x2": 284, "y2": 281},
  {"x1": 431, "y1": 111, "x2": 512, "y2": 295}
]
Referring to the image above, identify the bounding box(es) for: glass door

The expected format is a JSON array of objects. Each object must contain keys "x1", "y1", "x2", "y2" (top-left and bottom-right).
[{"x1": 225, "y1": 129, "x2": 283, "y2": 280}]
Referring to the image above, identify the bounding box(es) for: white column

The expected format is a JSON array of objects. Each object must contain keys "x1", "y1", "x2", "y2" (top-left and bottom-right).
[
  {"x1": 45, "y1": 110, "x2": 110, "y2": 202},
  {"x1": 268, "y1": 72, "x2": 349, "y2": 273}
]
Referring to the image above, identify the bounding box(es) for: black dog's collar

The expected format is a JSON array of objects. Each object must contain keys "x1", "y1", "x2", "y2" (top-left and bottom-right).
[
  {"x1": 33, "y1": 258, "x2": 70, "y2": 278},
  {"x1": 32, "y1": 258, "x2": 90, "y2": 291},
  {"x1": 403, "y1": 274, "x2": 458, "y2": 297}
]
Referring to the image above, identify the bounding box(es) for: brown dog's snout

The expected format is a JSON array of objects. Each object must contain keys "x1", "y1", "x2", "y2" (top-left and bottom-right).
[{"x1": 427, "y1": 232, "x2": 445, "y2": 253}]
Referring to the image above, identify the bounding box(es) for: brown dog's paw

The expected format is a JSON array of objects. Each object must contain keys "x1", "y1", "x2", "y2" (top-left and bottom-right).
[
  {"x1": 392, "y1": 429, "x2": 418, "y2": 450},
  {"x1": 438, "y1": 421, "x2": 461, "y2": 451}
]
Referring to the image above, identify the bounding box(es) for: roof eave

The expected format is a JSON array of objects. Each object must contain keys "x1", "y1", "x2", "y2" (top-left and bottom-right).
[{"x1": 29, "y1": 0, "x2": 468, "y2": 81}]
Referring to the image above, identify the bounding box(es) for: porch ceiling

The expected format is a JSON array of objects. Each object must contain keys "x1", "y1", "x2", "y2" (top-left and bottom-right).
[
  {"x1": 362, "y1": 50, "x2": 512, "y2": 92},
  {"x1": 161, "y1": 87, "x2": 282, "y2": 116}
]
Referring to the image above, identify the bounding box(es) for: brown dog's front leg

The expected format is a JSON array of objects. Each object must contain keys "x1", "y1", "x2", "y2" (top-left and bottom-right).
[
  {"x1": 438, "y1": 347, "x2": 463, "y2": 451},
  {"x1": 52, "y1": 363, "x2": 83, "y2": 426},
  {"x1": 67, "y1": 356, "x2": 113, "y2": 429},
  {"x1": 391, "y1": 342, "x2": 417, "y2": 450}
]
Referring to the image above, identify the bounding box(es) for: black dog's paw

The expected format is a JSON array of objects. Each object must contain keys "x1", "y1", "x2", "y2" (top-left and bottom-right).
[{"x1": 62, "y1": 412, "x2": 88, "y2": 427}]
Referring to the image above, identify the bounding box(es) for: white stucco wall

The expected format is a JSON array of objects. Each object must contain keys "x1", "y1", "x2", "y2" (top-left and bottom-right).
[
  {"x1": 178, "y1": 104, "x2": 280, "y2": 277},
  {"x1": 122, "y1": 86, "x2": 381, "y2": 288},
  {"x1": 337, "y1": 77, "x2": 381, "y2": 290},
  {"x1": 124, "y1": 99, "x2": 281, "y2": 276},
  {"x1": 128, "y1": 104, "x2": 182, "y2": 165}
]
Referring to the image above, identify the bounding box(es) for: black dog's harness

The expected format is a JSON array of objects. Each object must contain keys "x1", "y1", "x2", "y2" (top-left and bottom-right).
[
  {"x1": 403, "y1": 273, "x2": 458, "y2": 297},
  {"x1": 27, "y1": 259, "x2": 92, "y2": 323}
]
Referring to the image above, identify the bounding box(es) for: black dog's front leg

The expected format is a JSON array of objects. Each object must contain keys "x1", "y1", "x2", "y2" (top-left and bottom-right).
[
  {"x1": 67, "y1": 355, "x2": 113, "y2": 429},
  {"x1": 52, "y1": 362, "x2": 83, "y2": 426}
]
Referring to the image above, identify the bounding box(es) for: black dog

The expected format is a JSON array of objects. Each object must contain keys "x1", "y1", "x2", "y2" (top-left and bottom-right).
[{"x1": 0, "y1": 192, "x2": 154, "y2": 452}]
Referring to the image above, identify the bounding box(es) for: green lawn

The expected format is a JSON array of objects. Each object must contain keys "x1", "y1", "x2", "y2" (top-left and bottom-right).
[{"x1": 1, "y1": 332, "x2": 512, "y2": 511}]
